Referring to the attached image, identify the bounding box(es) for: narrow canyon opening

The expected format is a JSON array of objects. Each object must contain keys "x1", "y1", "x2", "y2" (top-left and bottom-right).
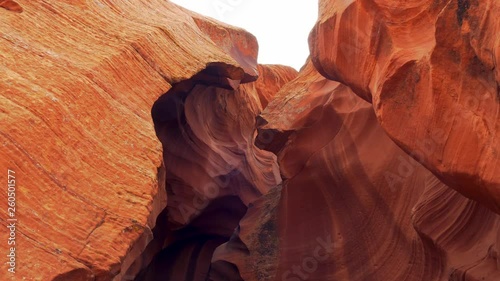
[{"x1": 126, "y1": 63, "x2": 285, "y2": 280}]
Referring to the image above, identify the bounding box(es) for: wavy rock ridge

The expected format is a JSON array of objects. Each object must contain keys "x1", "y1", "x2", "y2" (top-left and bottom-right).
[
  {"x1": 254, "y1": 59, "x2": 500, "y2": 281},
  {"x1": 310, "y1": 0, "x2": 500, "y2": 213},
  {"x1": 1, "y1": 0, "x2": 499, "y2": 280}
]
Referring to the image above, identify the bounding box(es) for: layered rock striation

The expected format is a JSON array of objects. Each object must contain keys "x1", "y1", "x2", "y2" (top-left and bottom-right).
[
  {"x1": 1, "y1": 0, "x2": 499, "y2": 281},
  {"x1": 310, "y1": 0, "x2": 500, "y2": 213},
  {"x1": 254, "y1": 60, "x2": 500, "y2": 281},
  {"x1": 1, "y1": 0, "x2": 293, "y2": 280}
]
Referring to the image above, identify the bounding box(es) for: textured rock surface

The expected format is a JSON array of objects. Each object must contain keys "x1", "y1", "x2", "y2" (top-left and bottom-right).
[
  {"x1": 1, "y1": 0, "x2": 499, "y2": 280},
  {"x1": 253, "y1": 60, "x2": 500, "y2": 281},
  {"x1": 133, "y1": 63, "x2": 295, "y2": 281},
  {"x1": 310, "y1": 0, "x2": 500, "y2": 213},
  {"x1": 0, "y1": 0, "x2": 285, "y2": 280}
]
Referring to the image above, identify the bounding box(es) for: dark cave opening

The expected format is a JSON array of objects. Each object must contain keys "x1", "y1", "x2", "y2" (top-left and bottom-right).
[
  {"x1": 130, "y1": 65, "x2": 258, "y2": 280},
  {"x1": 134, "y1": 195, "x2": 247, "y2": 281}
]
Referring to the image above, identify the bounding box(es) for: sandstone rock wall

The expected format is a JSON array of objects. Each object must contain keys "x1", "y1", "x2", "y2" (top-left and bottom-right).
[
  {"x1": 310, "y1": 0, "x2": 500, "y2": 213},
  {"x1": 1, "y1": 0, "x2": 498, "y2": 280},
  {"x1": 0, "y1": 0, "x2": 276, "y2": 280},
  {"x1": 254, "y1": 60, "x2": 500, "y2": 281}
]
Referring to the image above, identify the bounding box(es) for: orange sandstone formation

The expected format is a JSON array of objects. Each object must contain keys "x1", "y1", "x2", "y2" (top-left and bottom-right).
[
  {"x1": 310, "y1": 0, "x2": 500, "y2": 213},
  {"x1": 1, "y1": 0, "x2": 499, "y2": 280},
  {"x1": 0, "y1": 0, "x2": 294, "y2": 280},
  {"x1": 135, "y1": 64, "x2": 295, "y2": 280},
  {"x1": 253, "y1": 60, "x2": 500, "y2": 281}
]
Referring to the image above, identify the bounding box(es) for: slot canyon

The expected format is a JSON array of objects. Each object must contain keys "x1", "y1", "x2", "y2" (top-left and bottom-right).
[{"x1": 0, "y1": 0, "x2": 499, "y2": 280}]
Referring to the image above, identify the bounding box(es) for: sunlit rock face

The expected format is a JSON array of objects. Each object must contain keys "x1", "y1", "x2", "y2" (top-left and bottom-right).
[
  {"x1": 1, "y1": 0, "x2": 499, "y2": 280},
  {"x1": 0, "y1": 0, "x2": 295, "y2": 279},
  {"x1": 310, "y1": 0, "x2": 500, "y2": 213}
]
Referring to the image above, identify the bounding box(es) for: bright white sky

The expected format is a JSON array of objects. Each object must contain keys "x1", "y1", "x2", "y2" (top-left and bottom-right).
[{"x1": 170, "y1": 0, "x2": 319, "y2": 70}]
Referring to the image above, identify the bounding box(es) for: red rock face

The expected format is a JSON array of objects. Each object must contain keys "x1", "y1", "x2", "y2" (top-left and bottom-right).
[
  {"x1": 310, "y1": 0, "x2": 500, "y2": 213},
  {"x1": 254, "y1": 60, "x2": 500, "y2": 281},
  {"x1": 136, "y1": 64, "x2": 296, "y2": 280},
  {"x1": 0, "y1": 1, "x2": 295, "y2": 280},
  {"x1": 1, "y1": 0, "x2": 499, "y2": 280}
]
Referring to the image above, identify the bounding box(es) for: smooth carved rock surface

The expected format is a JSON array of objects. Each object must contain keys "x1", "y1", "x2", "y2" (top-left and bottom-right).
[
  {"x1": 255, "y1": 60, "x2": 500, "y2": 281},
  {"x1": 138, "y1": 63, "x2": 296, "y2": 281},
  {"x1": 310, "y1": 0, "x2": 500, "y2": 213},
  {"x1": 2, "y1": 0, "x2": 499, "y2": 280},
  {"x1": 153, "y1": 63, "x2": 296, "y2": 227}
]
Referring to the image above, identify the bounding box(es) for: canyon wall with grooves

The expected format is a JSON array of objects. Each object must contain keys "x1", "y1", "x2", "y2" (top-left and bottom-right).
[
  {"x1": 254, "y1": 59, "x2": 500, "y2": 281},
  {"x1": 310, "y1": 0, "x2": 500, "y2": 213},
  {"x1": 1, "y1": 0, "x2": 499, "y2": 280}
]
